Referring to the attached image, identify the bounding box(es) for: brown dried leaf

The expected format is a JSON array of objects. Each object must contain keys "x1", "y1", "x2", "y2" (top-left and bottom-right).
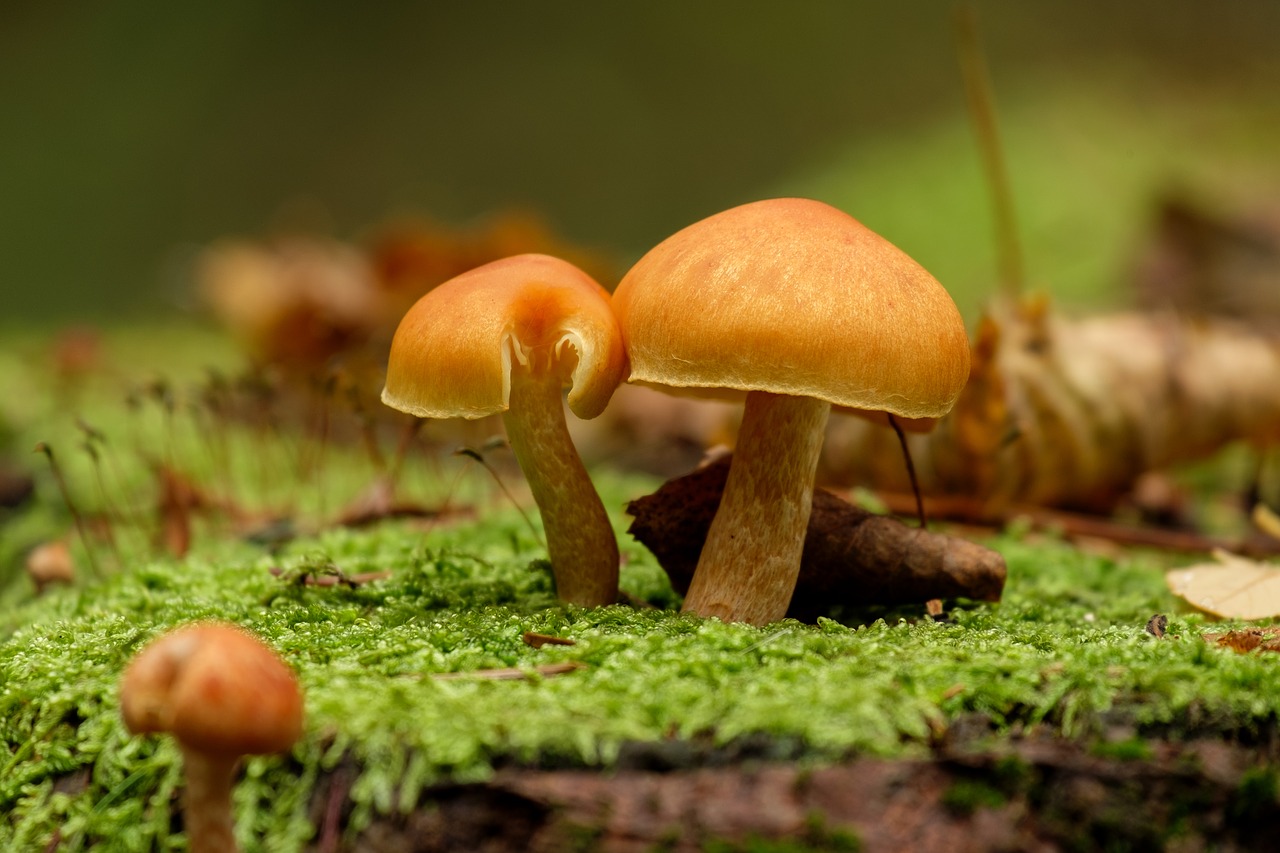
[{"x1": 1203, "y1": 627, "x2": 1280, "y2": 655}]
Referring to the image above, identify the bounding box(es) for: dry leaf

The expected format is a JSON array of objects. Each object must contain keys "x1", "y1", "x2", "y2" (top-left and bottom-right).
[
  {"x1": 1166, "y1": 550, "x2": 1280, "y2": 619},
  {"x1": 1203, "y1": 627, "x2": 1280, "y2": 654}
]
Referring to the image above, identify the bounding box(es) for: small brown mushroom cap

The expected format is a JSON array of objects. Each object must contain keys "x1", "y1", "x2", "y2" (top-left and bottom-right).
[
  {"x1": 120, "y1": 623, "x2": 303, "y2": 757},
  {"x1": 381, "y1": 253, "x2": 627, "y2": 421},
  {"x1": 26, "y1": 540, "x2": 75, "y2": 591},
  {"x1": 613, "y1": 198, "x2": 971, "y2": 420}
]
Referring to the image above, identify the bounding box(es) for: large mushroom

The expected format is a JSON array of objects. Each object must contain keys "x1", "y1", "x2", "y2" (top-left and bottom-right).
[
  {"x1": 119, "y1": 622, "x2": 303, "y2": 853},
  {"x1": 382, "y1": 253, "x2": 627, "y2": 607},
  {"x1": 613, "y1": 198, "x2": 970, "y2": 625}
]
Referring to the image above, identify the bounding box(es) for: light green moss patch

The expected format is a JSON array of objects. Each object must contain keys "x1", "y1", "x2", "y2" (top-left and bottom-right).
[{"x1": 5, "y1": 492, "x2": 1280, "y2": 850}]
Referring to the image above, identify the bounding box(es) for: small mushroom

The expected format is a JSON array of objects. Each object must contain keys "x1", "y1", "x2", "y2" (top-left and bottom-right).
[
  {"x1": 613, "y1": 198, "x2": 970, "y2": 625},
  {"x1": 25, "y1": 540, "x2": 75, "y2": 594},
  {"x1": 382, "y1": 253, "x2": 628, "y2": 606},
  {"x1": 120, "y1": 622, "x2": 304, "y2": 853}
]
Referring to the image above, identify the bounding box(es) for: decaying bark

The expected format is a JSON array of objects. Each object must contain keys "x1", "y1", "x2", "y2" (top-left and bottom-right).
[
  {"x1": 335, "y1": 735, "x2": 1280, "y2": 853},
  {"x1": 626, "y1": 457, "x2": 1005, "y2": 620}
]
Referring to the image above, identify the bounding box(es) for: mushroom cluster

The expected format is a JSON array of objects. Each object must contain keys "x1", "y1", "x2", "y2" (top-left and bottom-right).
[{"x1": 378, "y1": 200, "x2": 968, "y2": 625}]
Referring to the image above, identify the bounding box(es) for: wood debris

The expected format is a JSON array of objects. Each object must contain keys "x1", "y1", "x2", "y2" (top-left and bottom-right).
[
  {"x1": 432, "y1": 662, "x2": 586, "y2": 681},
  {"x1": 522, "y1": 632, "x2": 576, "y2": 649},
  {"x1": 626, "y1": 456, "x2": 1006, "y2": 621}
]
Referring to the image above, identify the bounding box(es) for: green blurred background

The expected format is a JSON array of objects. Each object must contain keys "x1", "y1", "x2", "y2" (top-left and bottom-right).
[{"x1": 3, "y1": 0, "x2": 1279, "y2": 325}]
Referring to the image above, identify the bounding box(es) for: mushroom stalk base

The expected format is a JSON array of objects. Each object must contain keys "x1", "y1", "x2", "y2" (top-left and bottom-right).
[
  {"x1": 681, "y1": 392, "x2": 830, "y2": 625},
  {"x1": 504, "y1": 369, "x2": 620, "y2": 607},
  {"x1": 181, "y1": 747, "x2": 240, "y2": 853}
]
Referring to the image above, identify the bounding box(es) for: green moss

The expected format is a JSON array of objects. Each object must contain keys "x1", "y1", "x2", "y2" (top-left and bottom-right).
[
  {"x1": 5, "y1": 501, "x2": 1279, "y2": 849},
  {"x1": 5, "y1": 328, "x2": 1280, "y2": 849}
]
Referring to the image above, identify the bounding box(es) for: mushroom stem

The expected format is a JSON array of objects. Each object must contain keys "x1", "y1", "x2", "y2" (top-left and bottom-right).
[
  {"x1": 180, "y1": 747, "x2": 240, "y2": 853},
  {"x1": 681, "y1": 391, "x2": 830, "y2": 625},
  {"x1": 503, "y1": 368, "x2": 619, "y2": 607}
]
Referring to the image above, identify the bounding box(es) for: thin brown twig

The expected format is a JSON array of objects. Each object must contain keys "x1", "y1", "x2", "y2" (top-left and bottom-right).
[
  {"x1": 522, "y1": 632, "x2": 576, "y2": 649},
  {"x1": 431, "y1": 661, "x2": 586, "y2": 681},
  {"x1": 871, "y1": 490, "x2": 1280, "y2": 557}
]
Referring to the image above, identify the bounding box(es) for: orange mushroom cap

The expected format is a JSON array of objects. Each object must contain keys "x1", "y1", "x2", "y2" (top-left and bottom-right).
[
  {"x1": 381, "y1": 253, "x2": 627, "y2": 421},
  {"x1": 613, "y1": 198, "x2": 970, "y2": 420},
  {"x1": 120, "y1": 623, "x2": 303, "y2": 757}
]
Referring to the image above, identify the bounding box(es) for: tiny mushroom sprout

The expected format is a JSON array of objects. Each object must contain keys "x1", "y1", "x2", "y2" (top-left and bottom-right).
[
  {"x1": 381, "y1": 253, "x2": 628, "y2": 607},
  {"x1": 613, "y1": 198, "x2": 971, "y2": 625},
  {"x1": 120, "y1": 622, "x2": 304, "y2": 853}
]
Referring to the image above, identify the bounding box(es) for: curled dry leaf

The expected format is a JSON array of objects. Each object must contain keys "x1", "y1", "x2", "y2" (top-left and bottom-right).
[{"x1": 1166, "y1": 550, "x2": 1280, "y2": 620}]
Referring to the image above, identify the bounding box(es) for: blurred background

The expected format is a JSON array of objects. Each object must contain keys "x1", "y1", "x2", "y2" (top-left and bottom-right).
[{"x1": 3, "y1": 0, "x2": 1279, "y2": 326}]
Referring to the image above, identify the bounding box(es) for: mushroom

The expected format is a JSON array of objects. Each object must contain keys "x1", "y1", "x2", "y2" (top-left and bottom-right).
[
  {"x1": 25, "y1": 540, "x2": 75, "y2": 594},
  {"x1": 382, "y1": 253, "x2": 628, "y2": 607},
  {"x1": 120, "y1": 622, "x2": 304, "y2": 853},
  {"x1": 613, "y1": 198, "x2": 970, "y2": 625}
]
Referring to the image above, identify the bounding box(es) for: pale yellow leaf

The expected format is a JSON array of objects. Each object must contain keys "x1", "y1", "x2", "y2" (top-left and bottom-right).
[{"x1": 1165, "y1": 549, "x2": 1280, "y2": 620}]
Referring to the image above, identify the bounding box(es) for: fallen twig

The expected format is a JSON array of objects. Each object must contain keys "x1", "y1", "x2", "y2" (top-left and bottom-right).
[
  {"x1": 872, "y1": 490, "x2": 1280, "y2": 557},
  {"x1": 522, "y1": 632, "x2": 576, "y2": 649},
  {"x1": 627, "y1": 457, "x2": 1006, "y2": 621},
  {"x1": 432, "y1": 662, "x2": 586, "y2": 681}
]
